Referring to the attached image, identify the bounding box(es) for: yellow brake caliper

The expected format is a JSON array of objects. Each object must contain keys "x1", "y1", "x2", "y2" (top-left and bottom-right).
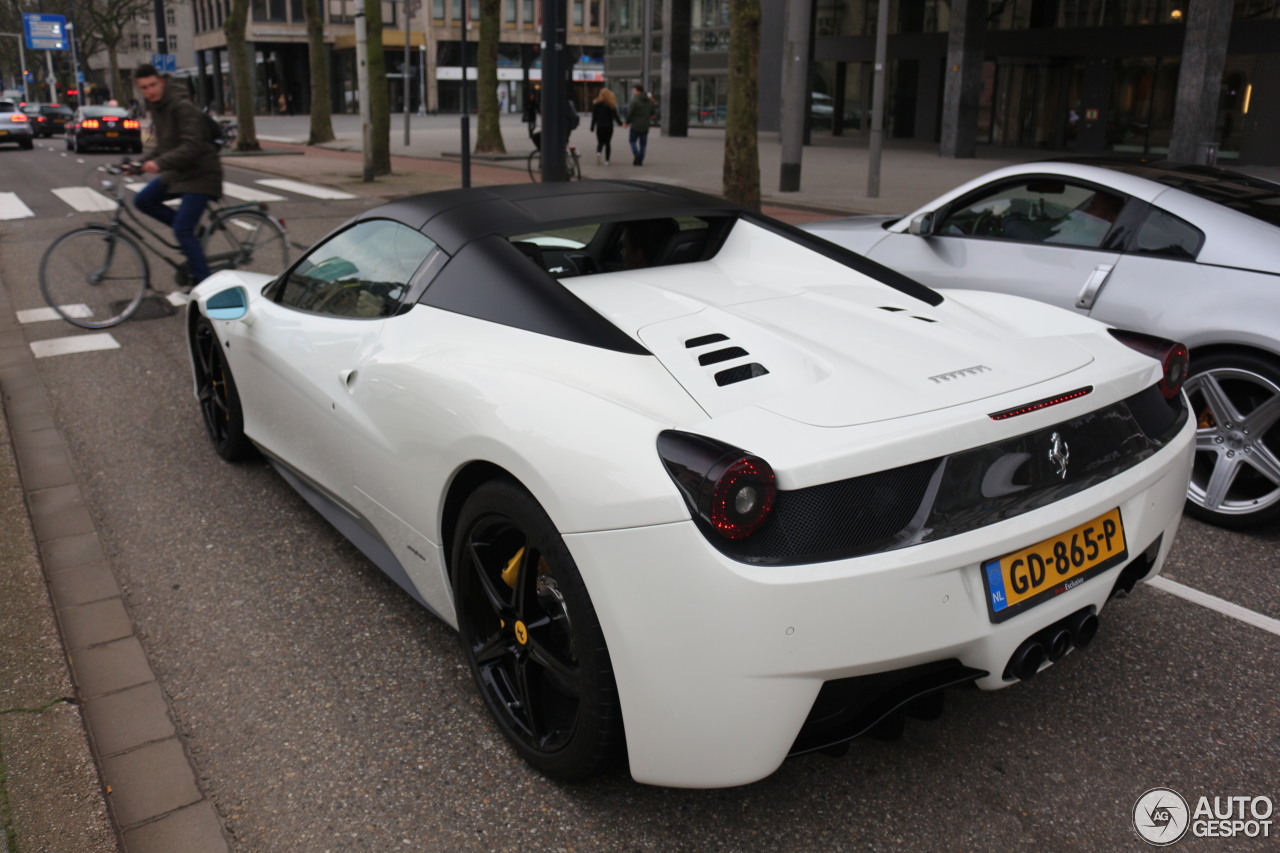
[{"x1": 501, "y1": 546, "x2": 528, "y2": 643}]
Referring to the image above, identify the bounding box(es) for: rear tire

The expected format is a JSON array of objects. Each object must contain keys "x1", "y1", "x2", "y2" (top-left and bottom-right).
[
  {"x1": 39, "y1": 227, "x2": 149, "y2": 328},
  {"x1": 1184, "y1": 351, "x2": 1280, "y2": 528},
  {"x1": 191, "y1": 316, "x2": 254, "y2": 461},
  {"x1": 451, "y1": 480, "x2": 622, "y2": 781}
]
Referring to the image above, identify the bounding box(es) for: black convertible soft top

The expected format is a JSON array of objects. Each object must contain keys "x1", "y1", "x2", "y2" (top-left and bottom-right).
[{"x1": 340, "y1": 181, "x2": 942, "y2": 355}]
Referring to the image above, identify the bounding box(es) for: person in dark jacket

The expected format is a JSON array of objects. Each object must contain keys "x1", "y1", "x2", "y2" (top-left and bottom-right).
[
  {"x1": 624, "y1": 85, "x2": 657, "y2": 166},
  {"x1": 590, "y1": 87, "x2": 622, "y2": 166},
  {"x1": 132, "y1": 63, "x2": 224, "y2": 286}
]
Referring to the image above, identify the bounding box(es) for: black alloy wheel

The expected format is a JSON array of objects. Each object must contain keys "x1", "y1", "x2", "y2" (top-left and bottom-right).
[
  {"x1": 1184, "y1": 351, "x2": 1280, "y2": 528},
  {"x1": 192, "y1": 316, "x2": 254, "y2": 461},
  {"x1": 451, "y1": 480, "x2": 622, "y2": 781}
]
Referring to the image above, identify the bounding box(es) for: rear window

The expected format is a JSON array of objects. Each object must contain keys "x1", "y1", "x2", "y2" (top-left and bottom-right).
[
  {"x1": 43, "y1": 106, "x2": 73, "y2": 116},
  {"x1": 1153, "y1": 169, "x2": 1280, "y2": 229},
  {"x1": 507, "y1": 216, "x2": 721, "y2": 278}
]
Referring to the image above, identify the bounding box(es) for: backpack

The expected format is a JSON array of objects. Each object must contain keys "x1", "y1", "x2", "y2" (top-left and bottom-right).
[{"x1": 201, "y1": 111, "x2": 224, "y2": 146}]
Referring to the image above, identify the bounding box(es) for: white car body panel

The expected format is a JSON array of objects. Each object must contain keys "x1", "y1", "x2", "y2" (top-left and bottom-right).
[{"x1": 188, "y1": 182, "x2": 1197, "y2": 787}]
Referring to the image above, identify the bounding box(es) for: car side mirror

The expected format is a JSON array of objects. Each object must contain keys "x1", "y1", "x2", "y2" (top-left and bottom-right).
[
  {"x1": 908, "y1": 212, "x2": 936, "y2": 238},
  {"x1": 205, "y1": 286, "x2": 248, "y2": 321}
]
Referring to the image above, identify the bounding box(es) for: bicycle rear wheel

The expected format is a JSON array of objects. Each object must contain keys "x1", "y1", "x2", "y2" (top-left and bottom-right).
[
  {"x1": 201, "y1": 210, "x2": 289, "y2": 277},
  {"x1": 528, "y1": 150, "x2": 542, "y2": 182},
  {"x1": 39, "y1": 227, "x2": 148, "y2": 329}
]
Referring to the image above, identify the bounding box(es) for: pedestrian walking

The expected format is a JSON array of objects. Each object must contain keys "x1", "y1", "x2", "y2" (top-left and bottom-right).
[
  {"x1": 624, "y1": 85, "x2": 656, "y2": 166},
  {"x1": 132, "y1": 63, "x2": 224, "y2": 287},
  {"x1": 590, "y1": 88, "x2": 623, "y2": 165}
]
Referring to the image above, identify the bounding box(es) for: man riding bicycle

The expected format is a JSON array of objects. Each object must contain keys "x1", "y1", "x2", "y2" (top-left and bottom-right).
[{"x1": 132, "y1": 63, "x2": 223, "y2": 286}]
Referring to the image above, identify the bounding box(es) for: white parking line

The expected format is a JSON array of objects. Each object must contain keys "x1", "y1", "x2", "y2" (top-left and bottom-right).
[
  {"x1": 0, "y1": 192, "x2": 35, "y2": 220},
  {"x1": 30, "y1": 334, "x2": 121, "y2": 358},
  {"x1": 52, "y1": 187, "x2": 117, "y2": 212},
  {"x1": 1148, "y1": 576, "x2": 1280, "y2": 638},
  {"x1": 255, "y1": 178, "x2": 357, "y2": 200},
  {"x1": 16, "y1": 305, "x2": 92, "y2": 324}
]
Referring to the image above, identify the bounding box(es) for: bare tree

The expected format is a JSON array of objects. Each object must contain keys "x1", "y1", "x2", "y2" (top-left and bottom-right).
[
  {"x1": 722, "y1": 0, "x2": 760, "y2": 208},
  {"x1": 224, "y1": 0, "x2": 261, "y2": 151},
  {"x1": 366, "y1": 0, "x2": 391, "y2": 175},
  {"x1": 303, "y1": 0, "x2": 335, "y2": 143},
  {"x1": 76, "y1": 0, "x2": 152, "y2": 101},
  {"x1": 474, "y1": 0, "x2": 504, "y2": 153}
]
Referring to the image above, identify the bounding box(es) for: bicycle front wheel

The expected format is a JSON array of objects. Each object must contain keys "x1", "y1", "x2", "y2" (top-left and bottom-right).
[
  {"x1": 39, "y1": 227, "x2": 149, "y2": 329},
  {"x1": 527, "y1": 149, "x2": 542, "y2": 182},
  {"x1": 202, "y1": 211, "x2": 290, "y2": 277}
]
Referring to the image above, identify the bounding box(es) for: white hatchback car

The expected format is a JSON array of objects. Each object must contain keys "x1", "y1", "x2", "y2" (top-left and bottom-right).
[
  {"x1": 189, "y1": 181, "x2": 1193, "y2": 787},
  {"x1": 804, "y1": 160, "x2": 1280, "y2": 529}
]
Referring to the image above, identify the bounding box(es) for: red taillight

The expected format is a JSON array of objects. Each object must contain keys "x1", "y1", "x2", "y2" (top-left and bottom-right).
[
  {"x1": 80, "y1": 119, "x2": 99, "y2": 129},
  {"x1": 123, "y1": 119, "x2": 139, "y2": 129},
  {"x1": 658, "y1": 431, "x2": 778, "y2": 541},
  {"x1": 9, "y1": 113, "x2": 27, "y2": 123},
  {"x1": 1109, "y1": 329, "x2": 1189, "y2": 400}
]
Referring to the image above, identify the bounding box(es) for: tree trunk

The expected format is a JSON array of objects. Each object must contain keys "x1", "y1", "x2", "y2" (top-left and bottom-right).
[
  {"x1": 304, "y1": 0, "x2": 335, "y2": 143},
  {"x1": 722, "y1": 0, "x2": 760, "y2": 209},
  {"x1": 474, "y1": 0, "x2": 505, "y2": 153},
  {"x1": 225, "y1": 0, "x2": 261, "y2": 151},
  {"x1": 366, "y1": 0, "x2": 391, "y2": 175}
]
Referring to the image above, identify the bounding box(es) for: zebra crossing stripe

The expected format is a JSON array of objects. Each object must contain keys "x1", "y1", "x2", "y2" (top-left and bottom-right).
[
  {"x1": 52, "y1": 187, "x2": 117, "y2": 212},
  {"x1": 16, "y1": 305, "x2": 93, "y2": 324},
  {"x1": 256, "y1": 178, "x2": 357, "y2": 200},
  {"x1": 222, "y1": 182, "x2": 286, "y2": 202},
  {"x1": 30, "y1": 333, "x2": 121, "y2": 358},
  {"x1": 0, "y1": 192, "x2": 35, "y2": 220}
]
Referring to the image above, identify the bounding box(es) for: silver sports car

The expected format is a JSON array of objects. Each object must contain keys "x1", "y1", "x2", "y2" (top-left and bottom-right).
[{"x1": 804, "y1": 160, "x2": 1280, "y2": 529}]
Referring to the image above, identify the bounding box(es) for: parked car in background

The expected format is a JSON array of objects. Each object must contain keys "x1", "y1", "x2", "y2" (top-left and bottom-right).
[
  {"x1": 186, "y1": 180, "x2": 1193, "y2": 787},
  {"x1": 22, "y1": 102, "x2": 74, "y2": 137},
  {"x1": 802, "y1": 159, "x2": 1280, "y2": 529},
  {"x1": 66, "y1": 105, "x2": 142, "y2": 153},
  {"x1": 0, "y1": 100, "x2": 34, "y2": 149}
]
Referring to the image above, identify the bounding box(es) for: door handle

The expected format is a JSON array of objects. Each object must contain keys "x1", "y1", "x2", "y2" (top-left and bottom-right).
[{"x1": 1075, "y1": 263, "x2": 1114, "y2": 310}]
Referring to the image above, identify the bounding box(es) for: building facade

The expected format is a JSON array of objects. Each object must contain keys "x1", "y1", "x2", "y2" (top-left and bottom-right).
[
  {"x1": 605, "y1": 0, "x2": 1280, "y2": 166},
  {"x1": 185, "y1": 0, "x2": 605, "y2": 116}
]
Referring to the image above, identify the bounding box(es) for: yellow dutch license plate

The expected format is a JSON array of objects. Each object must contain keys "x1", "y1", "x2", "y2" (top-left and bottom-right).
[
  {"x1": 982, "y1": 508, "x2": 1127, "y2": 623},
  {"x1": 106, "y1": 131, "x2": 119, "y2": 137}
]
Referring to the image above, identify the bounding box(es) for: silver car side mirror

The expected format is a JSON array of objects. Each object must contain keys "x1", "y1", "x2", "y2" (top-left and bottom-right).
[{"x1": 909, "y1": 212, "x2": 936, "y2": 238}]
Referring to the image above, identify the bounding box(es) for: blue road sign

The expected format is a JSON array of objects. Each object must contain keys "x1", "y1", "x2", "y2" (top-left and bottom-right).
[
  {"x1": 151, "y1": 53, "x2": 177, "y2": 73},
  {"x1": 23, "y1": 14, "x2": 68, "y2": 50}
]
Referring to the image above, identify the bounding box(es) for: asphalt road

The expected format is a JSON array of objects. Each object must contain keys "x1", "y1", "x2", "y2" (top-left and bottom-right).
[{"x1": 1, "y1": 140, "x2": 1278, "y2": 852}]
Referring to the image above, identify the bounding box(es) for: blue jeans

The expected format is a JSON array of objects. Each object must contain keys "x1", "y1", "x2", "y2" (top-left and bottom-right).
[
  {"x1": 629, "y1": 128, "x2": 649, "y2": 163},
  {"x1": 134, "y1": 178, "x2": 213, "y2": 283}
]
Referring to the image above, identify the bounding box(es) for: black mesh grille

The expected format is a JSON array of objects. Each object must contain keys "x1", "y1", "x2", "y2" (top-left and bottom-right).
[
  {"x1": 715, "y1": 363, "x2": 770, "y2": 386},
  {"x1": 707, "y1": 385, "x2": 1188, "y2": 565},
  {"x1": 686, "y1": 333, "x2": 729, "y2": 348},
  {"x1": 698, "y1": 346, "x2": 749, "y2": 366}
]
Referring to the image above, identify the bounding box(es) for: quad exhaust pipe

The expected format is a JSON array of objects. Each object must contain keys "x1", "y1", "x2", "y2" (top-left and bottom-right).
[{"x1": 1004, "y1": 607, "x2": 1098, "y2": 682}]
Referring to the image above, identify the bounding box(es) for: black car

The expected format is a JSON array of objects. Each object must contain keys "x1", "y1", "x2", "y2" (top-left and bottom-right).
[
  {"x1": 22, "y1": 102, "x2": 74, "y2": 137},
  {"x1": 67, "y1": 105, "x2": 143, "y2": 153}
]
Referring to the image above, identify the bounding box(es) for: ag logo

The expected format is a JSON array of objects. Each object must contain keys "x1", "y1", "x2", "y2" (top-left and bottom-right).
[{"x1": 1134, "y1": 787, "x2": 1190, "y2": 846}]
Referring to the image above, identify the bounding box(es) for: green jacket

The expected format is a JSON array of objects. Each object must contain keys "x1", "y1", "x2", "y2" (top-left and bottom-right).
[
  {"x1": 627, "y1": 93, "x2": 656, "y2": 134},
  {"x1": 144, "y1": 77, "x2": 223, "y2": 198}
]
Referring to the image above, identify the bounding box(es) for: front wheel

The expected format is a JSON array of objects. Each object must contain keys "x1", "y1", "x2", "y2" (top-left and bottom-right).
[
  {"x1": 527, "y1": 149, "x2": 542, "y2": 182},
  {"x1": 451, "y1": 480, "x2": 622, "y2": 781},
  {"x1": 201, "y1": 210, "x2": 289, "y2": 278},
  {"x1": 39, "y1": 227, "x2": 149, "y2": 328},
  {"x1": 191, "y1": 315, "x2": 254, "y2": 461}
]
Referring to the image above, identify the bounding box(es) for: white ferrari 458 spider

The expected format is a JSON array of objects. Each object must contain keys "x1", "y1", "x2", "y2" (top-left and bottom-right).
[{"x1": 187, "y1": 181, "x2": 1194, "y2": 788}]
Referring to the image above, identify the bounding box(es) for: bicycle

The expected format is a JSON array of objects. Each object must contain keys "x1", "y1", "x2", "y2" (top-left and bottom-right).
[
  {"x1": 526, "y1": 126, "x2": 582, "y2": 182},
  {"x1": 38, "y1": 161, "x2": 290, "y2": 329}
]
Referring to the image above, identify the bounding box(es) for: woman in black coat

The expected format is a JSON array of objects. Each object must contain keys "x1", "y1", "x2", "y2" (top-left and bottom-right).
[{"x1": 590, "y1": 88, "x2": 623, "y2": 165}]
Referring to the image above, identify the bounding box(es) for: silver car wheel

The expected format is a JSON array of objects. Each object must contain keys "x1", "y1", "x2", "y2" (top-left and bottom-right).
[{"x1": 1185, "y1": 363, "x2": 1280, "y2": 525}]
